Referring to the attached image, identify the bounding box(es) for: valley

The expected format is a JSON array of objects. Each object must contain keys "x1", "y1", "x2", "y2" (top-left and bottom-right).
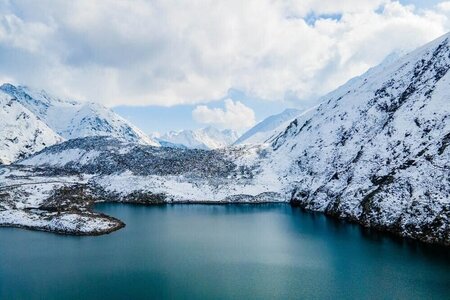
[{"x1": 1, "y1": 33, "x2": 449, "y2": 246}]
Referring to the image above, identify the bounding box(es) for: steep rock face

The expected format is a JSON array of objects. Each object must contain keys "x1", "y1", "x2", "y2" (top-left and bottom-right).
[
  {"x1": 267, "y1": 33, "x2": 450, "y2": 244},
  {"x1": 0, "y1": 84, "x2": 159, "y2": 146},
  {"x1": 0, "y1": 91, "x2": 63, "y2": 164}
]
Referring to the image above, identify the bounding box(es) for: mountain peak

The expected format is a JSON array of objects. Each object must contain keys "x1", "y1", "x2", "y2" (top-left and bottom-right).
[
  {"x1": 0, "y1": 83, "x2": 16, "y2": 91},
  {"x1": 0, "y1": 83, "x2": 159, "y2": 162}
]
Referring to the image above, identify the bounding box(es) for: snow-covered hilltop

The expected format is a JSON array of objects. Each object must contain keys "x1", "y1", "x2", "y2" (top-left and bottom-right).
[
  {"x1": 0, "y1": 136, "x2": 282, "y2": 234},
  {"x1": 157, "y1": 126, "x2": 239, "y2": 149},
  {"x1": 0, "y1": 84, "x2": 159, "y2": 149},
  {"x1": 0, "y1": 34, "x2": 449, "y2": 244}
]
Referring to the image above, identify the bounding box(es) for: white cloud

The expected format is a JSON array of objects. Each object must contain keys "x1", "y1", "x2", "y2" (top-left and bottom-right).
[
  {"x1": 437, "y1": 1, "x2": 450, "y2": 11},
  {"x1": 192, "y1": 99, "x2": 256, "y2": 130},
  {"x1": 0, "y1": 14, "x2": 54, "y2": 53},
  {"x1": 0, "y1": 1, "x2": 450, "y2": 106}
]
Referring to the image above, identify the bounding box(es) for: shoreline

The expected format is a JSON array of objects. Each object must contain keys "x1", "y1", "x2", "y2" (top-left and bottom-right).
[{"x1": 1, "y1": 199, "x2": 448, "y2": 249}]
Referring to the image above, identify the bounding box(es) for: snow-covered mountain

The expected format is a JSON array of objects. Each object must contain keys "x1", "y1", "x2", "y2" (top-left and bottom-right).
[
  {"x1": 262, "y1": 32, "x2": 450, "y2": 244},
  {"x1": 157, "y1": 126, "x2": 239, "y2": 149},
  {"x1": 234, "y1": 108, "x2": 302, "y2": 145},
  {"x1": 0, "y1": 91, "x2": 63, "y2": 164},
  {"x1": 0, "y1": 84, "x2": 159, "y2": 147}
]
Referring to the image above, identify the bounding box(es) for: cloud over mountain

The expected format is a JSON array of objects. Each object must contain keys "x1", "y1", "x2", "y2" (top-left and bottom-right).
[
  {"x1": 192, "y1": 99, "x2": 256, "y2": 130},
  {"x1": 1, "y1": 1, "x2": 450, "y2": 106}
]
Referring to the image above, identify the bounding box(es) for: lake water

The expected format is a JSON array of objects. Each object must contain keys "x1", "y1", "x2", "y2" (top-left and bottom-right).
[{"x1": 0, "y1": 203, "x2": 449, "y2": 299}]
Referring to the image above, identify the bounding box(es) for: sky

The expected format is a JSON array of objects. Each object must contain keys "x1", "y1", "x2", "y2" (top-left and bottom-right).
[{"x1": 1, "y1": 0, "x2": 450, "y2": 133}]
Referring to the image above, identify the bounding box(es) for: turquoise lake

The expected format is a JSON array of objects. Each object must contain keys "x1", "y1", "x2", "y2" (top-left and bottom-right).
[{"x1": 0, "y1": 203, "x2": 449, "y2": 299}]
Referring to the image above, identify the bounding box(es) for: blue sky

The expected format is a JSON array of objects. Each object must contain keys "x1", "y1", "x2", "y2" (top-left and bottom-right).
[
  {"x1": 1, "y1": 0, "x2": 450, "y2": 133},
  {"x1": 400, "y1": 0, "x2": 444, "y2": 8}
]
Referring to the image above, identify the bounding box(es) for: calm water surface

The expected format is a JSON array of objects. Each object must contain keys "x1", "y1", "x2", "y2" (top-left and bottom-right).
[{"x1": 0, "y1": 203, "x2": 449, "y2": 299}]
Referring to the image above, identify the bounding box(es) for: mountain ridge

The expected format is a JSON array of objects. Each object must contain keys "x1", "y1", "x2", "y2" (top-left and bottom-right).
[
  {"x1": 0, "y1": 83, "x2": 159, "y2": 163},
  {"x1": 0, "y1": 84, "x2": 159, "y2": 146}
]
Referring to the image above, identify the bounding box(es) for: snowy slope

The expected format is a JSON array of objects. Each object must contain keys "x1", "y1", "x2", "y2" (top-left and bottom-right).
[
  {"x1": 231, "y1": 50, "x2": 406, "y2": 147},
  {"x1": 234, "y1": 109, "x2": 302, "y2": 145},
  {"x1": 13, "y1": 136, "x2": 283, "y2": 203},
  {"x1": 264, "y1": 32, "x2": 450, "y2": 244},
  {"x1": 158, "y1": 126, "x2": 239, "y2": 149},
  {"x1": 0, "y1": 91, "x2": 63, "y2": 164},
  {"x1": 0, "y1": 84, "x2": 159, "y2": 146}
]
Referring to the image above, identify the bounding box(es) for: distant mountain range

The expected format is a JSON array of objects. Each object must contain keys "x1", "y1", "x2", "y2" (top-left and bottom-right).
[
  {"x1": 155, "y1": 126, "x2": 239, "y2": 150},
  {"x1": 0, "y1": 83, "x2": 302, "y2": 160}
]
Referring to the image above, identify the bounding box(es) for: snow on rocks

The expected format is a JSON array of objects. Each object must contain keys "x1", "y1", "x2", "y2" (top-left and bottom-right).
[
  {"x1": 0, "y1": 91, "x2": 63, "y2": 164},
  {"x1": 0, "y1": 167, "x2": 123, "y2": 235}
]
